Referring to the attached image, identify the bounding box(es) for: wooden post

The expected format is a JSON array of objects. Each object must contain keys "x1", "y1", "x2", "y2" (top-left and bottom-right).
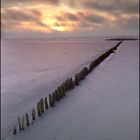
[
  {"x1": 70, "y1": 78, "x2": 74, "y2": 89},
  {"x1": 25, "y1": 113, "x2": 30, "y2": 126},
  {"x1": 53, "y1": 92, "x2": 56, "y2": 103},
  {"x1": 64, "y1": 80, "x2": 68, "y2": 92},
  {"x1": 67, "y1": 79, "x2": 71, "y2": 90},
  {"x1": 45, "y1": 97, "x2": 49, "y2": 109},
  {"x1": 49, "y1": 94, "x2": 54, "y2": 107},
  {"x1": 13, "y1": 126, "x2": 17, "y2": 135},
  {"x1": 79, "y1": 71, "x2": 82, "y2": 81},
  {"x1": 32, "y1": 108, "x2": 36, "y2": 121},
  {"x1": 60, "y1": 86, "x2": 64, "y2": 98},
  {"x1": 37, "y1": 102, "x2": 42, "y2": 117},
  {"x1": 82, "y1": 69, "x2": 85, "y2": 79},
  {"x1": 21, "y1": 115, "x2": 25, "y2": 130},
  {"x1": 58, "y1": 87, "x2": 62, "y2": 99},
  {"x1": 78, "y1": 73, "x2": 81, "y2": 82},
  {"x1": 84, "y1": 67, "x2": 88, "y2": 75},
  {"x1": 62, "y1": 84, "x2": 66, "y2": 96},
  {"x1": 49, "y1": 94, "x2": 52, "y2": 107},
  {"x1": 89, "y1": 62, "x2": 93, "y2": 72},
  {"x1": 75, "y1": 74, "x2": 79, "y2": 85},
  {"x1": 82, "y1": 70, "x2": 84, "y2": 79},
  {"x1": 60, "y1": 85, "x2": 64, "y2": 97},
  {"x1": 74, "y1": 74, "x2": 78, "y2": 85},
  {"x1": 66, "y1": 79, "x2": 69, "y2": 90},
  {"x1": 55, "y1": 89, "x2": 60, "y2": 101},
  {"x1": 40, "y1": 98, "x2": 45, "y2": 113},
  {"x1": 18, "y1": 117, "x2": 22, "y2": 131},
  {"x1": 51, "y1": 93, "x2": 55, "y2": 105}
]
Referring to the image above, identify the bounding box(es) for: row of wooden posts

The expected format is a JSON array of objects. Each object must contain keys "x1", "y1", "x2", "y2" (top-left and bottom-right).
[{"x1": 13, "y1": 41, "x2": 122, "y2": 135}]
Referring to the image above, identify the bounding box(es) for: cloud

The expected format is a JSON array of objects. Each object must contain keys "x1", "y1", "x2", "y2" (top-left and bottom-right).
[
  {"x1": 56, "y1": 12, "x2": 79, "y2": 21},
  {"x1": 84, "y1": 14, "x2": 106, "y2": 23},
  {"x1": 115, "y1": 15, "x2": 139, "y2": 29},
  {"x1": 56, "y1": 11, "x2": 106, "y2": 23},
  {"x1": 2, "y1": 9, "x2": 42, "y2": 22},
  {"x1": 1, "y1": 0, "x2": 139, "y2": 37},
  {"x1": 55, "y1": 11, "x2": 107, "y2": 32},
  {"x1": 1, "y1": 8, "x2": 52, "y2": 32},
  {"x1": 83, "y1": 0, "x2": 139, "y2": 14},
  {"x1": 1, "y1": 0, "x2": 59, "y2": 8}
]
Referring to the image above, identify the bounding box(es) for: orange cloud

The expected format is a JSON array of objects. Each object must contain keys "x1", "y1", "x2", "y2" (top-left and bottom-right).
[
  {"x1": 1, "y1": 0, "x2": 139, "y2": 36},
  {"x1": 1, "y1": 8, "x2": 53, "y2": 32}
]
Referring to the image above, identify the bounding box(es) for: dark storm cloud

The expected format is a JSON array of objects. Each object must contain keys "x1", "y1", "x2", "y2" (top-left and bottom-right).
[{"x1": 84, "y1": 0, "x2": 139, "y2": 14}]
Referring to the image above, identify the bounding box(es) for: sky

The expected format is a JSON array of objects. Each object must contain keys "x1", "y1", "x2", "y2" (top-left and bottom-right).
[{"x1": 1, "y1": 0, "x2": 139, "y2": 38}]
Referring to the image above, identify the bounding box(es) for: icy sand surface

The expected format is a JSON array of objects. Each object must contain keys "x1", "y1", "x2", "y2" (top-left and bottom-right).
[
  {"x1": 6, "y1": 40, "x2": 139, "y2": 140},
  {"x1": 1, "y1": 38, "x2": 117, "y2": 138}
]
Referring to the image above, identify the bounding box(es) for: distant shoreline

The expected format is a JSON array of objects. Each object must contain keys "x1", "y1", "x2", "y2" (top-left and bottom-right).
[{"x1": 106, "y1": 38, "x2": 138, "y2": 41}]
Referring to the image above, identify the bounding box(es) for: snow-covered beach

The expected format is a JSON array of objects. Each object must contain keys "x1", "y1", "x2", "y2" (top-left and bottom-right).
[{"x1": 1, "y1": 38, "x2": 139, "y2": 140}]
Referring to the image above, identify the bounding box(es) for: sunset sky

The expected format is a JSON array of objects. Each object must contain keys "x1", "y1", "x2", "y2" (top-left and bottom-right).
[{"x1": 1, "y1": 0, "x2": 139, "y2": 38}]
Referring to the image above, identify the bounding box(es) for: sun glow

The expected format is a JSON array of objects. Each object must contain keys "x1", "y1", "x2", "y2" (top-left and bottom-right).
[{"x1": 42, "y1": 13, "x2": 78, "y2": 32}]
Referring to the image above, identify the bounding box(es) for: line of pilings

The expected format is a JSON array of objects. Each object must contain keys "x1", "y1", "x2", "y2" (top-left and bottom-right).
[{"x1": 12, "y1": 41, "x2": 123, "y2": 135}]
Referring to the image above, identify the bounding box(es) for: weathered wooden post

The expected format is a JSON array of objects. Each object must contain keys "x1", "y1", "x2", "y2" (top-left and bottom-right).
[
  {"x1": 54, "y1": 90, "x2": 58, "y2": 101},
  {"x1": 25, "y1": 113, "x2": 30, "y2": 126},
  {"x1": 58, "y1": 87, "x2": 62, "y2": 99},
  {"x1": 18, "y1": 116, "x2": 22, "y2": 131},
  {"x1": 80, "y1": 71, "x2": 83, "y2": 80},
  {"x1": 49, "y1": 94, "x2": 54, "y2": 107},
  {"x1": 56, "y1": 89, "x2": 60, "y2": 101},
  {"x1": 13, "y1": 126, "x2": 17, "y2": 135},
  {"x1": 84, "y1": 67, "x2": 88, "y2": 75},
  {"x1": 52, "y1": 92, "x2": 56, "y2": 103},
  {"x1": 45, "y1": 97, "x2": 49, "y2": 109},
  {"x1": 79, "y1": 71, "x2": 82, "y2": 80},
  {"x1": 89, "y1": 61, "x2": 94, "y2": 72},
  {"x1": 57, "y1": 88, "x2": 61, "y2": 100},
  {"x1": 60, "y1": 85, "x2": 64, "y2": 97},
  {"x1": 82, "y1": 68, "x2": 85, "y2": 77},
  {"x1": 75, "y1": 73, "x2": 79, "y2": 85},
  {"x1": 21, "y1": 115, "x2": 25, "y2": 130},
  {"x1": 72, "y1": 78, "x2": 74, "y2": 89},
  {"x1": 83, "y1": 69, "x2": 86, "y2": 78},
  {"x1": 64, "y1": 80, "x2": 68, "y2": 92},
  {"x1": 82, "y1": 70, "x2": 85, "y2": 79},
  {"x1": 52, "y1": 92, "x2": 55, "y2": 105},
  {"x1": 66, "y1": 79, "x2": 69, "y2": 90},
  {"x1": 40, "y1": 98, "x2": 45, "y2": 113},
  {"x1": 37, "y1": 102, "x2": 42, "y2": 117},
  {"x1": 60, "y1": 85, "x2": 63, "y2": 97},
  {"x1": 70, "y1": 78, "x2": 74, "y2": 89},
  {"x1": 68, "y1": 79, "x2": 71, "y2": 90},
  {"x1": 62, "y1": 83, "x2": 66, "y2": 96},
  {"x1": 32, "y1": 108, "x2": 36, "y2": 121}
]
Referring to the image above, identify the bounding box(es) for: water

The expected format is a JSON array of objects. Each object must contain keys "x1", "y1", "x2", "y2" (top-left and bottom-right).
[{"x1": 1, "y1": 37, "x2": 117, "y2": 139}]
